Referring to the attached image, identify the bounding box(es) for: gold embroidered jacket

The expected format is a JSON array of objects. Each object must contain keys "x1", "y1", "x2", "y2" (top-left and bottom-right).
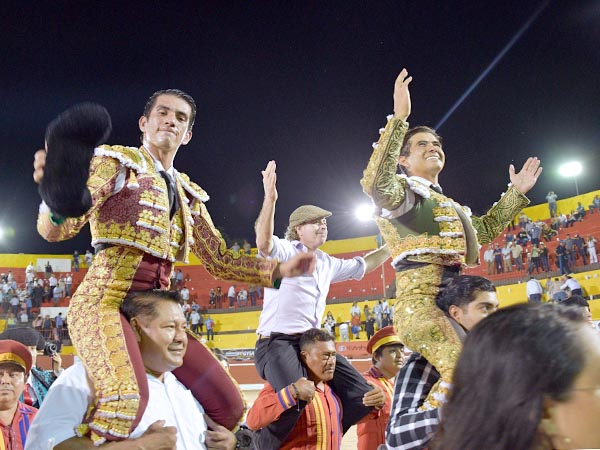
[
  {"x1": 37, "y1": 145, "x2": 276, "y2": 284},
  {"x1": 361, "y1": 118, "x2": 530, "y2": 268}
]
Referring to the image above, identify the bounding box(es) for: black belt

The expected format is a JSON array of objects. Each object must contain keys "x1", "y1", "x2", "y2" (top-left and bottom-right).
[{"x1": 395, "y1": 260, "x2": 461, "y2": 279}]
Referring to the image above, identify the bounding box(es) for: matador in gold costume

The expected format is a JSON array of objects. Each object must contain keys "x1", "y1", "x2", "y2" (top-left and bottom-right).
[
  {"x1": 361, "y1": 69, "x2": 542, "y2": 408},
  {"x1": 34, "y1": 90, "x2": 315, "y2": 445}
]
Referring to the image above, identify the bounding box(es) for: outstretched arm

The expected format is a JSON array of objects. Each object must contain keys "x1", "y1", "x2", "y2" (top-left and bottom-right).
[
  {"x1": 255, "y1": 160, "x2": 277, "y2": 256},
  {"x1": 361, "y1": 70, "x2": 412, "y2": 211},
  {"x1": 363, "y1": 245, "x2": 390, "y2": 273}
]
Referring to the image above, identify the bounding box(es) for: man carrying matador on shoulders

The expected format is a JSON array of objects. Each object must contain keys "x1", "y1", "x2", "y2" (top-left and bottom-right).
[{"x1": 33, "y1": 90, "x2": 314, "y2": 445}]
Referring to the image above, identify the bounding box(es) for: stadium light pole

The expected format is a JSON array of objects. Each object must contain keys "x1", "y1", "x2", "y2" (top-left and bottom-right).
[{"x1": 558, "y1": 161, "x2": 582, "y2": 196}]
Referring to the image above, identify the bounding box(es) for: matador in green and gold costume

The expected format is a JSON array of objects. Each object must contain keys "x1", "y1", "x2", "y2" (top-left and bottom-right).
[{"x1": 361, "y1": 70, "x2": 542, "y2": 408}]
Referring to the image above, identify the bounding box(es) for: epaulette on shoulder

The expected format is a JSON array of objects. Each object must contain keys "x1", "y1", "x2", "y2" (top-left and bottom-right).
[
  {"x1": 176, "y1": 170, "x2": 209, "y2": 203},
  {"x1": 94, "y1": 145, "x2": 148, "y2": 174}
]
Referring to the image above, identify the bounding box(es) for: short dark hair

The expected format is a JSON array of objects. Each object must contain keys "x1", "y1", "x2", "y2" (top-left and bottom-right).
[
  {"x1": 431, "y1": 303, "x2": 586, "y2": 450},
  {"x1": 399, "y1": 126, "x2": 442, "y2": 174},
  {"x1": 561, "y1": 294, "x2": 589, "y2": 309},
  {"x1": 143, "y1": 89, "x2": 197, "y2": 132},
  {"x1": 121, "y1": 289, "x2": 181, "y2": 322},
  {"x1": 300, "y1": 328, "x2": 334, "y2": 351},
  {"x1": 435, "y1": 275, "x2": 496, "y2": 314}
]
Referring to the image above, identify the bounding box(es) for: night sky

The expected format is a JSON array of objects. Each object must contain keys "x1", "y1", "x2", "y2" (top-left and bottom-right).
[{"x1": 1, "y1": 1, "x2": 599, "y2": 255}]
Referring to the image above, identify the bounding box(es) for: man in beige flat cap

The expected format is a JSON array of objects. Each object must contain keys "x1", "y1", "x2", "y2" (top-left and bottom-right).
[{"x1": 252, "y1": 160, "x2": 390, "y2": 449}]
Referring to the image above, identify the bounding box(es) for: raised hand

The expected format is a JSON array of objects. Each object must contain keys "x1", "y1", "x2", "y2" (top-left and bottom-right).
[
  {"x1": 261, "y1": 160, "x2": 278, "y2": 202},
  {"x1": 509, "y1": 157, "x2": 543, "y2": 195},
  {"x1": 33, "y1": 149, "x2": 47, "y2": 184},
  {"x1": 393, "y1": 68, "x2": 413, "y2": 121}
]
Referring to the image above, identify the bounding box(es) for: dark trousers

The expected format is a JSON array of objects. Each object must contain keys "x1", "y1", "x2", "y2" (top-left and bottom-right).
[{"x1": 254, "y1": 333, "x2": 372, "y2": 449}]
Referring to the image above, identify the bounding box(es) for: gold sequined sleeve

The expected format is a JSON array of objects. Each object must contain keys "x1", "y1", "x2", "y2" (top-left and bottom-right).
[
  {"x1": 471, "y1": 184, "x2": 530, "y2": 244},
  {"x1": 190, "y1": 201, "x2": 278, "y2": 287},
  {"x1": 36, "y1": 155, "x2": 121, "y2": 242},
  {"x1": 360, "y1": 118, "x2": 410, "y2": 211}
]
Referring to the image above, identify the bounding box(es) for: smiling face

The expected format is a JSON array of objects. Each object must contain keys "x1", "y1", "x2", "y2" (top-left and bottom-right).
[
  {"x1": 398, "y1": 131, "x2": 445, "y2": 182},
  {"x1": 301, "y1": 339, "x2": 337, "y2": 382},
  {"x1": 296, "y1": 218, "x2": 328, "y2": 251},
  {"x1": 132, "y1": 299, "x2": 188, "y2": 377},
  {"x1": 139, "y1": 94, "x2": 193, "y2": 157}
]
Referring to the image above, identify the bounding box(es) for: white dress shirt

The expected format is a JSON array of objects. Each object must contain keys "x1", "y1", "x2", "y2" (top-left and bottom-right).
[{"x1": 257, "y1": 235, "x2": 366, "y2": 335}]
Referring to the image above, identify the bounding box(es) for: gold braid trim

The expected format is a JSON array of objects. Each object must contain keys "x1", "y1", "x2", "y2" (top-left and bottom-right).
[
  {"x1": 361, "y1": 118, "x2": 410, "y2": 211},
  {"x1": 69, "y1": 246, "x2": 144, "y2": 442},
  {"x1": 471, "y1": 184, "x2": 530, "y2": 244},
  {"x1": 393, "y1": 264, "x2": 461, "y2": 410}
]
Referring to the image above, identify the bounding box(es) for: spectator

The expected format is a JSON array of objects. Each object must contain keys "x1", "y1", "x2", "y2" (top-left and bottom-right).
[
  {"x1": 589, "y1": 194, "x2": 600, "y2": 214},
  {"x1": 41, "y1": 315, "x2": 52, "y2": 340},
  {"x1": 324, "y1": 311, "x2": 336, "y2": 337},
  {"x1": 65, "y1": 274, "x2": 72, "y2": 297},
  {"x1": 350, "y1": 301, "x2": 361, "y2": 317},
  {"x1": 502, "y1": 243, "x2": 513, "y2": 273},
  {"x1": 52, "y1": 284, "x2": 63, "y2": 306},
  {"x1": 84, "y1": 250, "x2": 93, "y2": 267},
  {"x1": 0, "y1": 340, "x2": 37, "y2": 448},
  {"x1": 560, "y1": 275, "x2": 583, "y2": 296},
  {"x1": 574, "y1": 202, "x2": 586, "y2": 221},
  {"x1": 526, "y1": 277, "x2": 543, "y2": 303},
  {"x1": 493, "y1": 243, "x2": 503, "y2": 274},
  {"x1": 511, "y1": 241, "x2": 524, "y2": 271},
  {"x1": 239, "y1": 288, "x2": 249, "y2": 307},
  {"x1": 228, "y1": 285, "x2": 236, "y2": 308},
  {"x1": 205, "y1": 315, "x2": 215, "y2": 340},
  {"x1": 180, "y1": 286, "x2": 190, "y2": 302},
  {"x1": 209, "y1": 288, "x2": 216, "y2": 308},
  {"x1": 546, "y1": 277, "x2": 567, "y2": 303},
  {"x1": 555, "y1": 241, "x2": 570, "y2": 275},
  {"x1": 338, "y1": 322, "x2": 350, "y2": 342},
  {"x1": 32, "y1": 315, "x2": 43, "y2": 333},
  {"x1": 73, "y1": 251, "x2": 80, "y2": 272},
  {"x1": 365, "y1": 316, "x2": 376, "y2": 340},
  {"x1": 351, "y1": 313, "x2": 361, "y2": 339},
  {"x1": 189, "y1": 309, "x2": 201, "y2": 335},
  {"x1": 363, "y1": 304, "x2": 372, "y2": 322},
  {"x1": 248, "y1": 285, "x2": 258, "y2": 306},
  {"x1": 242, "y1": 240, "x2": 252, "y2": 255},
  {"x1": 44, "y1": 262, "x2": 53, "y2": 280},
  {"x1": 587, "y1": 235, "x2": 598, "y2": 264},
  {"x1": 483, "y1": 244, "x2": 495, "y2": 275},
  {"x1": 381, "y1": 312, "x2": 392, "y2": 328},
  {"x1": 175, "y1": 269, "x2": 184, "y2": 289},
  {"x1": 48, "y1": 274, "x2": 57, "y2": 298},
  {"x1": 0, "y1": 327, "x2": 63, "y2": 408},
  {"x1": 539, "y1": 242, "x2": 550, "y2": 272},
  {"x1": 19, "y1": 310, "x2": 29, "y2": 325},
  {"x1": 545, "y1": 191, "x2": 558, "y2": 217},
  {"x1": 215, "y1": 286, "x2": 223, "y2": 309},
  {"x1": 231, "y1": 242, "x2": 240, "y2": 255},
  {"x1": 430, "y1": 303, "x2": 600, "y2": 450},
  {"x1": 573, "y1": 234, "x2": 587, "y2": 266},
  {"x1": 373, "y1": 301, "x2": 383, "y2": 329}
]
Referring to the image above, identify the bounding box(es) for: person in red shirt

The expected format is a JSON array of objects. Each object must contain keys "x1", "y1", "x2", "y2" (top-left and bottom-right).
[
  {"x1": 0, "y1": 340, "x2": 37, "y2": 450},
  {"x1": 358, "y1": 326, "x2": 405, "y2": 450},
  {"x1": 247, "y1": 328, "x2": 384, "y2": 449}
]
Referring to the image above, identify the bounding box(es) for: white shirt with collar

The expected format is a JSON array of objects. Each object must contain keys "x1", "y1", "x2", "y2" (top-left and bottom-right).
[
  {"x1": 25, "y1": 362, "x2": 208, "y2": 450},
  {"x1": 256, "y1": 235, "x2": 366, "y2": 336}
]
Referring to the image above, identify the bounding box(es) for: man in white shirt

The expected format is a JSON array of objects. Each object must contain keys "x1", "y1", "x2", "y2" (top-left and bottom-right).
[
  {"x1": 560, "y1": 275, "x2": 583, "y2": 296},
  {"x1": 253, "y1": 161, "x2": 390, "y2": 449},
  {"x1": 25, "y1": 290, "x2": 237, "y2": 450},
  {"x1": 526, "y1": 277, "x2": 544, "y2": 303}
]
